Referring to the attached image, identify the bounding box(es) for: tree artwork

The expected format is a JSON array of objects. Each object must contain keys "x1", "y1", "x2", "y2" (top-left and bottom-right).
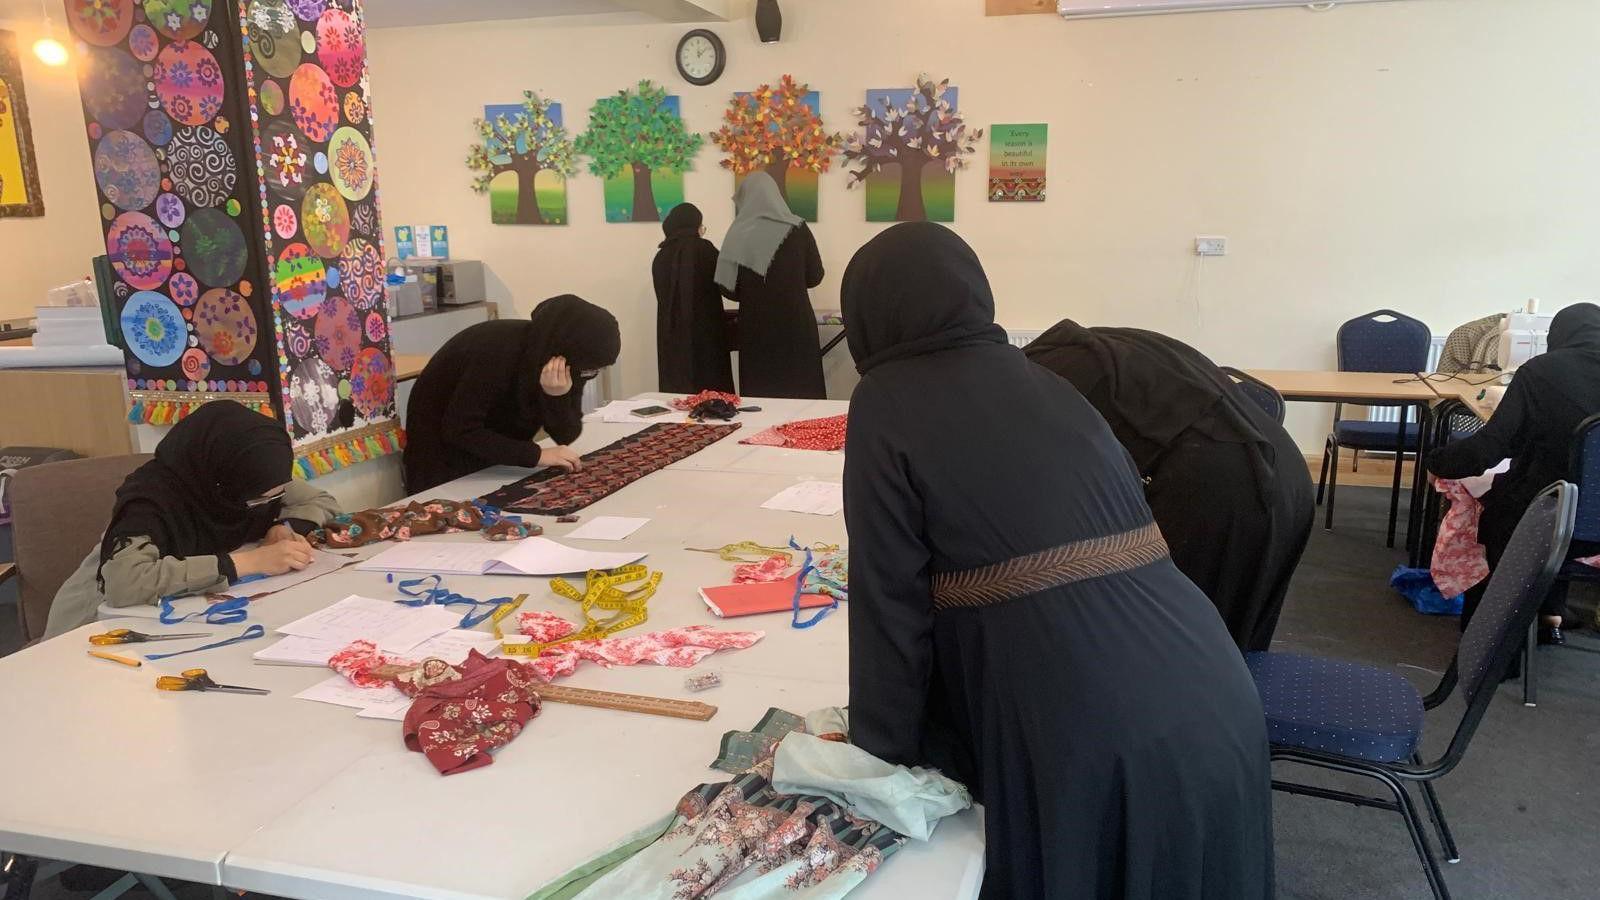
[
  {"x1": 575, "y1": 80, "x2": 702, "y2": 223},
  {"x1": 844, "y1": 75, "x2": 983, "y2": 223},
  {"x1": 466, "y1": 91, "x2": 575, "y2": 225},
  {"x1": 710, "y1": 75, "x2": 841, "y2": 213}
]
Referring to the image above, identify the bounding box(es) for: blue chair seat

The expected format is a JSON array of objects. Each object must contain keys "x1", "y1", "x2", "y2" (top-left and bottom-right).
[
  {"x1": 1246, "y1": 652, "x2": 1424, "y2": 763},
  {"x1": 1334, "y1": 419, "x2": 1422, "y2": 451}
]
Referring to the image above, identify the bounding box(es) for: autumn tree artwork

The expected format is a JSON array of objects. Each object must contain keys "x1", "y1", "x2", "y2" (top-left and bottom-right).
[
  {"x1": 575, "y1": 80, "x2": 702, "y2": 223},
  {"x1": 710, "y1": 75, "x2": 841, "y2": 222},
  {"x1": 844, "y1": 75, "x2": 982, "y2": 223},
  {"x1": 466, "y1": 91, "x2": 575, "y2": 225}
]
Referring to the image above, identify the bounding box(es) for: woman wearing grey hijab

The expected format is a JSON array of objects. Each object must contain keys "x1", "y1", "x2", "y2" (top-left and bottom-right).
[{"x1": 716, "y1": 171, "x2": 826, "y2": 399}]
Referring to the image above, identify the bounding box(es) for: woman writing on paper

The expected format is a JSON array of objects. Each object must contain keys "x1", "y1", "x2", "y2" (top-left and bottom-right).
[
  {"x1": 717, "y1": 172, "x2": 826, "y2": 399},
  {"x1": 841, "y1": 224, "x2": 1272, "y2": 898},
  {"x1": 403, "y1": 295, "x2": 622, "y2": 494},
  {"x1": 653, "y1": 203, "x2": 734, "y2": 394},
  {"x1": 45, "y1": 401, "x2": 339, "y2": 638}
]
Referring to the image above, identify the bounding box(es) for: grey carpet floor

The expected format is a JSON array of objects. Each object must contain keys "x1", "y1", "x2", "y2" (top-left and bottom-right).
[{"x1": 4, "y1": 485, "x2": 1597, "y2": 899}]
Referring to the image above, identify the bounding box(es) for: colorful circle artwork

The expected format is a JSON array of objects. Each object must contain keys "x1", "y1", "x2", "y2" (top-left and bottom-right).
[
  {"x1": 300, "y1": 30, "x2": 315, "y2": 53},
  {"x1": 364, "y1": 311, "x2": 386, "y2": 344},
  {"x1": 283, "y1": 317, "x2": 313, "y2": 359},
  {"x1": 248, "y1": 359, "x2": 262, "y2": 376},
  {"x1": 153, "y1": 41, "x2": 224, "y2": 127},
  {"x1": 288, "y1": 63, "x2": 338, "y2": 142},
  {"x1": 349, "y1": 202, "x2": 377, "y2": 237},
  {"x1": 144, "y1": 0, "x2": 211, "y2": 41},
  {"x1": 285, "y1": 0, "x2": 325, "y2": 21},
  {"x1": 290, "y1": 358, "x2": 339, "y2": 435},
  {"x1": 67, "y1": 0, "x2": 133, "y2": 47},
  {"x1": 129, "y1": 24, "x2": 159, "y2": 61},
  {"x1": 327, "y1": 126, "x2": 372, "y2": 201},
  {"x1": 300, "y1": 183, "x2": 350, "y2": 258},
  {"x1": 94, "y1": 131, "x2": 161, "y2": 212},
  {"x1": 102, "y1": 203, "x2": 116, "y2": 221},
  {"x1": 350, "y1": 347, "x2": 394, "y2": 418},
  {"x1": 168, "y1": 271, "x2": 199, "y2": 306},
  {"x1": 83, "y1": 49, "x2": 148, "y2": 130},
  {"x1": 324, "y1": 264, "x2": 339, "y2": 290},
  {"x1": 226, "y1": 198, "x2": 241, "y2": 216},
  {"x1": 107, "y1": 212, "x2": 174, "y2": 290},
  {"x1": 181, "y1": 208, "x2": 249, "y2": 287},
  {"x1": 166, "y1": 125, "x2": 237, "y2": 208},
  {"x1": 119, "y1": 291, "x2": 186, "y2": 367},
  {"x1": 314, "y1": 296, "x2": 361, "y2": 372},
  {"x1": 314, "y1": 151, "x2": 328, "y2": 175},
  {"x1": 315, "y1": 9, "x2": 364, "y2": 88},
  {"x1": 260, "y1": 79, "x2": 286, "y2": 116},
  {"x1": 155, "y1": 192, "x2": 186, "y2": 228},
  {"x1": 263, "y1": 121, "x2": 310, "y2": 199},
  {"x1": 274, "y1": 243, "x2": 327, "y2": 319},
  {"x1": 337, "y1": 238, "x2": 383, "y2": 309},
  {"x1": 194, "y1": 288, "x2": 258, "y2": 366},
  {"x1": 180, "y1": 347, "x2": 211, "y2": 381},
  {"x1": 342, "y1": 92, "x2": 366, "y2": 125},
  {"x1": 273, "y1": 204, "x2": 298, "y2": 239},
  {"x1": 248, "y1": 0, "x2": 301, "y2": 79},
  {"x1": 142, "y1": 109, "x2": 174, "y2": 147}
]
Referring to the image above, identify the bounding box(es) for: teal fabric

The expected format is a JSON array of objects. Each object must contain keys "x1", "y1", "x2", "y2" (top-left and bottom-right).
[
  {"x1": 771, "y1": 732, "x2": 972, "y2": 841},
  {"x1": 714, "y1": 171, "x2": 802, "y2": 290},
  {"x1": 525, "y1": 813, "x2": 674, "y2": 900}
]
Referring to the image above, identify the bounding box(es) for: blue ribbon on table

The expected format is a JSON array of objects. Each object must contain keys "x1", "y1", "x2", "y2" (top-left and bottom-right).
[
  {"x1": 144, "y1": 624, "x2": 265, "y2": 661},
  {"x1": 158, "y1": 594, "x2": 251, "y2": 625},
  {"x1": 788, "y1": 537, "x2": 838, "y2": 629},
  {"x1": 390, "y1": 574, "x2": 513, "y2": 628}
]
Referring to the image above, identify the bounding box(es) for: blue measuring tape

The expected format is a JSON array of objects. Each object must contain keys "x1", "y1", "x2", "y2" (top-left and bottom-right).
[
  {"x1": 144, "y1": 624, "x2": 265, "y2": 661},
  {"x1": 789, "y1": 537, "x2": 839, "y2": 629},
  {"x1": 158, "y1": 594, "x2": 251, "y2": 625},
  {"x1": 390, "y1": 573, "x2": 513, "y2": 628}
]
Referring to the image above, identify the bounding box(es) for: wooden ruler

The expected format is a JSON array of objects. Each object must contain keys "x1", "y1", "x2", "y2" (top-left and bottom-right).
[{"x1": 535, "y1": 683, "x2": 717, "y2": 721}]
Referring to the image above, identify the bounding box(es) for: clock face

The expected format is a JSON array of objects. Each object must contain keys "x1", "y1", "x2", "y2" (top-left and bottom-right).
[{"x1": 679, "y1": 35, "x2": 718, "y2": 80}]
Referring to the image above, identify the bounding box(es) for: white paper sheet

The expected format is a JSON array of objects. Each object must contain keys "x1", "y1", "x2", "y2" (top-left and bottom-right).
[
  {"x1": 294, "y1": 675, "x2": 407, "y2": 710},
  {"x1": 252, "y1": 635, "x2": 348, "y2": 667},
  {"x1": 584, "y1": 400, "x2": 686, "y2": 424},
  {"x1": 565, "y1": 516, "x2": 650, "y2": 541},
  {"x1": 489, "y1": 537, "x2": 644, "y2": 574},
  {"x1": 356, "y1": 537, "x2": 644, "y2": 576},
  {"x1": 405, "y1": 629, "x2": 502, "y2": 663},
  {"x1": 222, "y1": 549, "x2": 357, "y2": 598},
  {"x1": 356, "y1": 695, "x2": 414, "y2": 721},
  {"x1": 760, "y1": 481, "x2": 845, "y2": 516},
  {"x1": 275, "y1": 595, "x2": 462, "y2": 653}
]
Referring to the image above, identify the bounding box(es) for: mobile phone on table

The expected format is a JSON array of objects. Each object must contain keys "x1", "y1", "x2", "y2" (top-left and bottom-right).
[{"x1": 631, "y1": 405, "x2": 672, "y2": 417}]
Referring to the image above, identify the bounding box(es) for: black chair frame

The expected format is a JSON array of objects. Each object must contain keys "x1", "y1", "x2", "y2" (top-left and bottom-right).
[{"x1": 1219, "y1": 366, "x2": 1287, "y2": 425}]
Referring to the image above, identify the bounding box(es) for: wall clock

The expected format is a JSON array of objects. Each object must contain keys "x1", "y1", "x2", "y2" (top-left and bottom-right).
[{"x1": 675, "y1": 29, "x2": 725, "y2": 87}]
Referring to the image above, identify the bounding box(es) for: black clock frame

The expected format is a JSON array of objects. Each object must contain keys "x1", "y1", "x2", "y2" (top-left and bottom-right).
[{"x1": 675, "y1": 29, "x2": 726, "y2": 87}]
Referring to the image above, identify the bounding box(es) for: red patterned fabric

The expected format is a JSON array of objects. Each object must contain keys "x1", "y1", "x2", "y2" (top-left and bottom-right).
[
  {"x1": 313, "y1": 499, "x2": 539, "y2": 548},
  {"x1": 402, "y1": 651, "x2": 543, "y2": 776},
  {"x1": 671, "y1": 390, "x2": 741, "y2": 411},
  {"x1": 522, "y1": 625, "x2": 765, "y2": 682},
  {"x1": 327, "y1": 639, "x2": 408, "y2": 688},
  {"x1": 517, "y1": 610, "x2": 578, "y2": 643},
  {"x1": 739, "y1": 414, "x2": 848, "y2": 452},
  {"x1": 733, "y1": 553, "x2": 793, "y2": 583},
  {"x1": 1430, "y1": 479, "x2": 1491, "y2": 598}
]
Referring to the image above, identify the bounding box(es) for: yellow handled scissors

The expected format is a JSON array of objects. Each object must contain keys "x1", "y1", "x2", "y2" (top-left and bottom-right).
[
  {"x1": 154, "y1": 668, "x2": 271, "y2": 696},
  {"x1": 90, "y1": 627, "x2": 212, "y2": 645}
]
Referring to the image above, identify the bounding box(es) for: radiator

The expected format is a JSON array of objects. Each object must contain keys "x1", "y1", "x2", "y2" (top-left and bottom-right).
[
  {"x1": 1366, "y1": 336, "x2": 1444, "y2": 424},
  {"x1": 581, "y1": 369, "x2": 609, "y2": 415},
  {"x1": 1006, "y1": 329, "x2": 1042, "y2": 349}
]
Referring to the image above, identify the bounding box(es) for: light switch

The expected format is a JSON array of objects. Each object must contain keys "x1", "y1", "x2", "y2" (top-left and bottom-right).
[{"x1": 1195, "y1": 236, "x2": 1227, "y2": 257}]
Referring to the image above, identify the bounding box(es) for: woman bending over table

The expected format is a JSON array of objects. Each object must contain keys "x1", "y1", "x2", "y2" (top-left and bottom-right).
[
  {"x1": 841, "y1": 223, "x2": 1273, "y2": 899},
  {"x1": 403, "y1": 295, "x2": 621, "y2": 495},
  {"x1": 45, "y1": 401, "x2": 339, "y2": 638}
]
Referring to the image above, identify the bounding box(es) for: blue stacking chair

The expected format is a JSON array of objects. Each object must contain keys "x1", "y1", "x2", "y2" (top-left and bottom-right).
[
  {"x1": 1250, "y1": 482, "x2": 1576, "y2": 900},
  {"x1": 1318, "y1": 310, "x2": 1434, "y2": 543},
  {"x1": 1221, "y1": 366, "x2": 1287, "y2": 425}
]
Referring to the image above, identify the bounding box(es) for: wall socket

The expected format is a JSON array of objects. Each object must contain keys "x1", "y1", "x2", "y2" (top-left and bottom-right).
[{"x1": 1195, "y1": 236, "x2": 1228, "y2": 257}]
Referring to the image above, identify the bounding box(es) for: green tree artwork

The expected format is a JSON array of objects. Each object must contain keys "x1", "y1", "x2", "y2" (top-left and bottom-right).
[
  {"x1": 575, "y1": 80, "x2": 702, "y2": 223},
  {"x1": 466, "y1": 91, "x2": 575, "y2": 225}
]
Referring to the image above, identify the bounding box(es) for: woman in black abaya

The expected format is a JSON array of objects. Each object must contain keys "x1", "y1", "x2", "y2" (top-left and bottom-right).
[
  {"x1": 1025, "y1": 322, "x2": 1314, "y2": 652},
  {"x1": 842, "y1": 223, "x2": 1272, "y2": 899},
  {"x1": 652, "y1": 203, "x2": 733, "y2": 394},
  {"x1": 403, "y1": 295, "x2": 620, "y2": 495}
]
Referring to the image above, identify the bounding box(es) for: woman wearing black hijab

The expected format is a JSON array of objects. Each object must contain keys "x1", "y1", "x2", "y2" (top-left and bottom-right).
[
  {"x1": 45, "y1": 400, "x2": 338, "y2": 638},
  {"x1": 403, "y1": 295, "x2": 621, "y2": 495},
  {"x1": 842, "y1": 223, "x2": 1272, "y2": 899},
  {"x1": 1430, "y1": 302, "x2": 1600, "y2": 641},
  {"x1": 1024, "y1": 322, "x2": 1314, "y2": 652},
  {"x1": 652, "y1": 203, "x2": 733, "y2": 394}
]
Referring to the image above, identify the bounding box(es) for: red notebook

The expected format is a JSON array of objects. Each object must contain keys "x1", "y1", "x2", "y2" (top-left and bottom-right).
[{"x1": 700, "y1": 576, "x2": 833, "y2": 618}]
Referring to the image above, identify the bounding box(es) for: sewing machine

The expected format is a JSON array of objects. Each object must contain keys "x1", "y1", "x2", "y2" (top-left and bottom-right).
[{"x1": 1496, "y1": 311, "x2": 1554, "y2": 372}]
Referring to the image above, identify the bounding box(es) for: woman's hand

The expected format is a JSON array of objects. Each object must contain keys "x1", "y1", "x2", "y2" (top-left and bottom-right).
[
  {"x1": 262, "y1": 523, "x2": 309, "y2": 547},
  {"x1": 539, "y1": 446, "x2": 583, "y2": 472},
  {"x1": 231, "y1": 541, "x2": 315, "y2": 578},
  {"x1": 541, "y1": 356, "x2": 574, "y2": 397}
]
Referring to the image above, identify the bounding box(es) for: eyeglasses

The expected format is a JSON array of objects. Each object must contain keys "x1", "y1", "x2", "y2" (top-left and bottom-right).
[
  {"x1": 579, "y1": 369, "x2": 601, "y2": 379},
  {"x1": 245, "y1": 492, "x2": 285, "y2": 508}
]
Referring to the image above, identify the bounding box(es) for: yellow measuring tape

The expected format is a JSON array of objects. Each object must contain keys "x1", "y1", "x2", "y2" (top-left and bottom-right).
[
  {"x1": 687, "y1": 540, "x2": 841, "y2": 565},
  {"x1": 500, "y1": 565, "x2": 662, "y2": 657}
]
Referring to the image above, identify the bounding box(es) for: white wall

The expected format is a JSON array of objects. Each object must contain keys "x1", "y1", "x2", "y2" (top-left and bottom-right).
[{"x1": 364, "y1": 0, "x2": 1600, "y2": 450}]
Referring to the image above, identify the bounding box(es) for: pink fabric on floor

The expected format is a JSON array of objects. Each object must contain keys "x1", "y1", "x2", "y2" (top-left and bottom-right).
[{"x1": 1430, "y1": 478, "x2": 1491, "y2": 598}]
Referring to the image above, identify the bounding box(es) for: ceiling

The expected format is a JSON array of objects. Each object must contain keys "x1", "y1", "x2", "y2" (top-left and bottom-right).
[{"x1": 363, "y1": 0, "x2": 732, "y2": 29}]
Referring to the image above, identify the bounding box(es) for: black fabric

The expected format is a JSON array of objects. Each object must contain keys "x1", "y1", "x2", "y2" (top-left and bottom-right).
[
  {"x1": 98, "y1": 400, "x2": 291, "y2": 586},
  {"x1": 725, "y1": 222, "x2": 827, "y2": 399},
  {"x1": 1025, "y1": 321, "x2": 1314, "y2": 651},
  {"x1": 403, "y1": 296, "x2": 620, "y2": 495},
  {"x1": 841, "y1": 223, "x2": 1273, "y2": 899},
  {"x1": 1431, "y1": 303, "x2": 1600, "y2": 630},
  {"x1": 652, "y1": 203, "x2": 734, "y2": 394}
]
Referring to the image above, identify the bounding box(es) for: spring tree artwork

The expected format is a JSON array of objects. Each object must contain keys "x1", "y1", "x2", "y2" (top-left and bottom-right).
[
  {"x1": 710, "y1": 75, "x2": 841, "y2": 222},
  {"x1": 575, "y1": 80, "x2": 702, "y2": 223},
  {"x1": 467, "y1": 91, "x2": 575, "y2": 225},
  {"x1": 844, "y1": 75, "x2": 982, "y2": 223}
]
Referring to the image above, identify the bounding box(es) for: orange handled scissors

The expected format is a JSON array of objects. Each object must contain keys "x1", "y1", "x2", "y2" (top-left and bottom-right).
[
  {"x1": 90, "y1": 628, "x2": 211, "y2": 646},
  {"x1": 154, "y1": 668, "x2": 271, "y2": 696}
]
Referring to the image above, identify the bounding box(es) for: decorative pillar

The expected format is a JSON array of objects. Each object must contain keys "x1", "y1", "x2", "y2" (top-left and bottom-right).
[{"x1": 65, "y1": 0, "x2": 399, "y2": 478}]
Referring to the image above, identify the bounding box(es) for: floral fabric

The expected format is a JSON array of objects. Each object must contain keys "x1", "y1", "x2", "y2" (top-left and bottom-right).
[
  {"x1": 1430, "y1": 478, "x2": 1491, "y2": 599},
  {"x1": 671, "y1": 390, "x2": 742, "y2": 412},
  {"x1": 312, "y1": 498, "x2": 539, "y2": 548},
  {"x1": 739, "y1": 415, "x2": 848, "y2": 453},
  {"x1": 733, "y1": 554, "x2": 793, "y2": 584},
  {"x1": 518, "y1": 624, "x2": 765, "y2": 682},
  {"x1": 402, "y1": 650, "x2": 543, "y2": 776}
]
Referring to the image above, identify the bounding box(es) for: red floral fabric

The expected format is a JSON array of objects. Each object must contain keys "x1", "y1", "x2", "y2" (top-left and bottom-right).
[
  {"x1": 1430, "y1": 479, "x2": 1491, "y2": 598},
  {"x1": 328, "y1": 639, "x2": 408, "y2": 688},
  {"x1": 313, "y1": 499, "x2": 539, "y2": 548},
  {"x1": 402, "y1": 650, "x2": 543, "y2": 776},
  {"x1": 733, "y1": 553, "x2": 793, "y2": 584},
  {"x1": 517, "y1": 610, "x2": 578, "y2": 643},
  {"x1": 519, "y1": 624, "x2": 765, "y2": 682},
  {"x1": 671, "y1": 390, "x2": 741, "y2": 412},
  {"x1": 739, "y1": 415, "x2": 848, "y2": 452}
]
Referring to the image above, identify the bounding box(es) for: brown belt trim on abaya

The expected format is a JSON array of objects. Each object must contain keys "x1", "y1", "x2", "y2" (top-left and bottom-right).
[{"x1": 931, "y1": 522, "x2": 1170, "y2": 610}]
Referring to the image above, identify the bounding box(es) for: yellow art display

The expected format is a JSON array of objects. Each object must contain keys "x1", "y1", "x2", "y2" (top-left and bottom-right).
[{"x1": 0, "y1": 30, "x2": 45, "y2": 217}]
